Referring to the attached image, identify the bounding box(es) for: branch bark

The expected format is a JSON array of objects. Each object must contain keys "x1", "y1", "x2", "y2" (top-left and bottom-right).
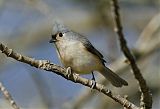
[
  {"x1": 0, "y1": 82, "x2": 20, "y2": 109},
  {"x1": 111, "y1": 0, "x2": 152, "y2": 109},
  {"x1": 70, "y1": 40, "x2": 160, "y2": 109},
  {"x1": 0, "y1": 42, "x2": 140, "y2": 109}
]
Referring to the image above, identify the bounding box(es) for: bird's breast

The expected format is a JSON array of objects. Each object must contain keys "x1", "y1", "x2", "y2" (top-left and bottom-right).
[{"x1": 55, "y1": 40, "x2": 103, "y2": 74}]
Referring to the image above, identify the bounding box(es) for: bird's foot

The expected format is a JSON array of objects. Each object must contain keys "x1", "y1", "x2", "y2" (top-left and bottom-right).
[
  {"x1": 91, "y1": 72, "x2": 96, "y2": 90},
  {"x1": 91, "y1": 80, "x2": 96, "y2": 90},
  {"x1": 91, "y1": 72, "x2": 96, "y2": 81},
  {"x1": 66, "y1": 67, "x2": 72, "y2": 79}
]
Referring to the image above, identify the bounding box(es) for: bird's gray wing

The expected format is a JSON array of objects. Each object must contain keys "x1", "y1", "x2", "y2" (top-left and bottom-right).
[{"x1": 79, "y1": 35, "x2": 106, "y2": 65}]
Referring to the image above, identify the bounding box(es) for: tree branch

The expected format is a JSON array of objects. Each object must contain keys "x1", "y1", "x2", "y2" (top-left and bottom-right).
[
  {"x1": 0, "y1": 82, "x2": 20, "y2": 109},
  {"x1": 0, "y1": 42, "x2": 139, "y2": 109},
  {"x1": 111, "y1": 0, "x2": 152, "y2": 109},
  {"x1": 70, "y1": 40, "x2": 160, "y2": 109}
]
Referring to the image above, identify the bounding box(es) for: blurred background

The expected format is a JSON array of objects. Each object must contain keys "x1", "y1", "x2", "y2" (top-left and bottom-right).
[{"x1": 0, "y1": 0, "x2": 160, "y2": 109}]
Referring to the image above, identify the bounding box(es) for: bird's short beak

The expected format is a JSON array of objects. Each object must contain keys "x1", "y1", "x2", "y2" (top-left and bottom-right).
[
  {"x1": 49, "y1": 35, "x2": 56, "y2": 43},
  {"x1": 49, "y1": 39, "x2": 55, "y2": 43}
]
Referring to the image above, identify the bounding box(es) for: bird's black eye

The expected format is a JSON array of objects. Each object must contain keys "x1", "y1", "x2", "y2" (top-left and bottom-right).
[{"x1": 59, "y1": 32, "x2": 63, "y2": 37}]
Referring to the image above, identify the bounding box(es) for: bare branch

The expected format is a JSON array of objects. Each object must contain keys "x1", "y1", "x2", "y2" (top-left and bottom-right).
[
  {"x1": 0, "y1": 42, "x2": 139, "y2": 109},
  {"x1": 0, "y1": 82, "x2": 20, "y2": 109},
  {"x1": 136, "y1": 13, "x2": 160, "y2": 51},
  {"x1": 70, "y1": 37, "x2": 160, "y2": 108},
  {"x1": 111, "y1": 0, "x2": 152, "y2": 109}
]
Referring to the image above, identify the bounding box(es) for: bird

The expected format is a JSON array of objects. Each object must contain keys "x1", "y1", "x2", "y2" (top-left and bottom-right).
[{"x1": 49, "y1": 22, "x2": 128, "y2": 87}]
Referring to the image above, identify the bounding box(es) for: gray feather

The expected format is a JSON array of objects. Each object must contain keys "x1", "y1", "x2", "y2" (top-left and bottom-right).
[
  {"x1": 81, "y1": 38, "x2": 106, "y2": 64},
  {"x1": 100, "y1": 67, "x2": 128, "y2": 87},
  {"x1": 52, "y1": 22, "x2": 106, "y2": 64},
  {"x1": 52, "y1": 21, "x2": 70, "y2": 35},
  {"x1": 71, "y1": 32, "x2": 106, "y2": 64}
]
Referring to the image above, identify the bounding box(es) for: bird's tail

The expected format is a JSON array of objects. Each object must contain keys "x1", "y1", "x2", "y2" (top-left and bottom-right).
[{"x1": 99, "y1": 67, "x2": 128, "y2": 87}]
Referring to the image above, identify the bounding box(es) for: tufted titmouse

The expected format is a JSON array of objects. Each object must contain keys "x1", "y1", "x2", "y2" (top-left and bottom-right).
[{"x1": 49, "y1": 22, "x2": 128, "y2": 87}]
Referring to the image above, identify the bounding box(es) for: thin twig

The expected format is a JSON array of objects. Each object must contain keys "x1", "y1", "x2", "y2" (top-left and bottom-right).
[
  {"x1": 0, "y1": 82, "x2": 20, "y2": 109},
  {"x1": 0, "y1": 42, "x2": 139, "y2": 109},
  {"x1": 70, "y1": 12, "x2": 160, "y2": 109},
  {"x1": 70, "y1": 41, "x2": 160, "y2": 109},
  {"x1": 111, "y1": 0, "x2": 152, "y2": 109},
  {"x1": 136, "y1": 13, "x2": 160, "y2": 51}
]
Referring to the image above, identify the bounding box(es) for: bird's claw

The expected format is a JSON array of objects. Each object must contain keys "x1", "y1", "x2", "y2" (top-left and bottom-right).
[
  {"x1": 91, "y1": 80, "x2": 96, "y2": 90},
  {"x1": 66, "y1": 67, "x2": 72, "y2": 79}
]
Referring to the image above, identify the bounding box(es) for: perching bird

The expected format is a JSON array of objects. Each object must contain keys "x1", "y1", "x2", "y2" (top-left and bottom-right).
[{"x1": 49, "y1": 22, "x2": 128, "y2": 87}]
